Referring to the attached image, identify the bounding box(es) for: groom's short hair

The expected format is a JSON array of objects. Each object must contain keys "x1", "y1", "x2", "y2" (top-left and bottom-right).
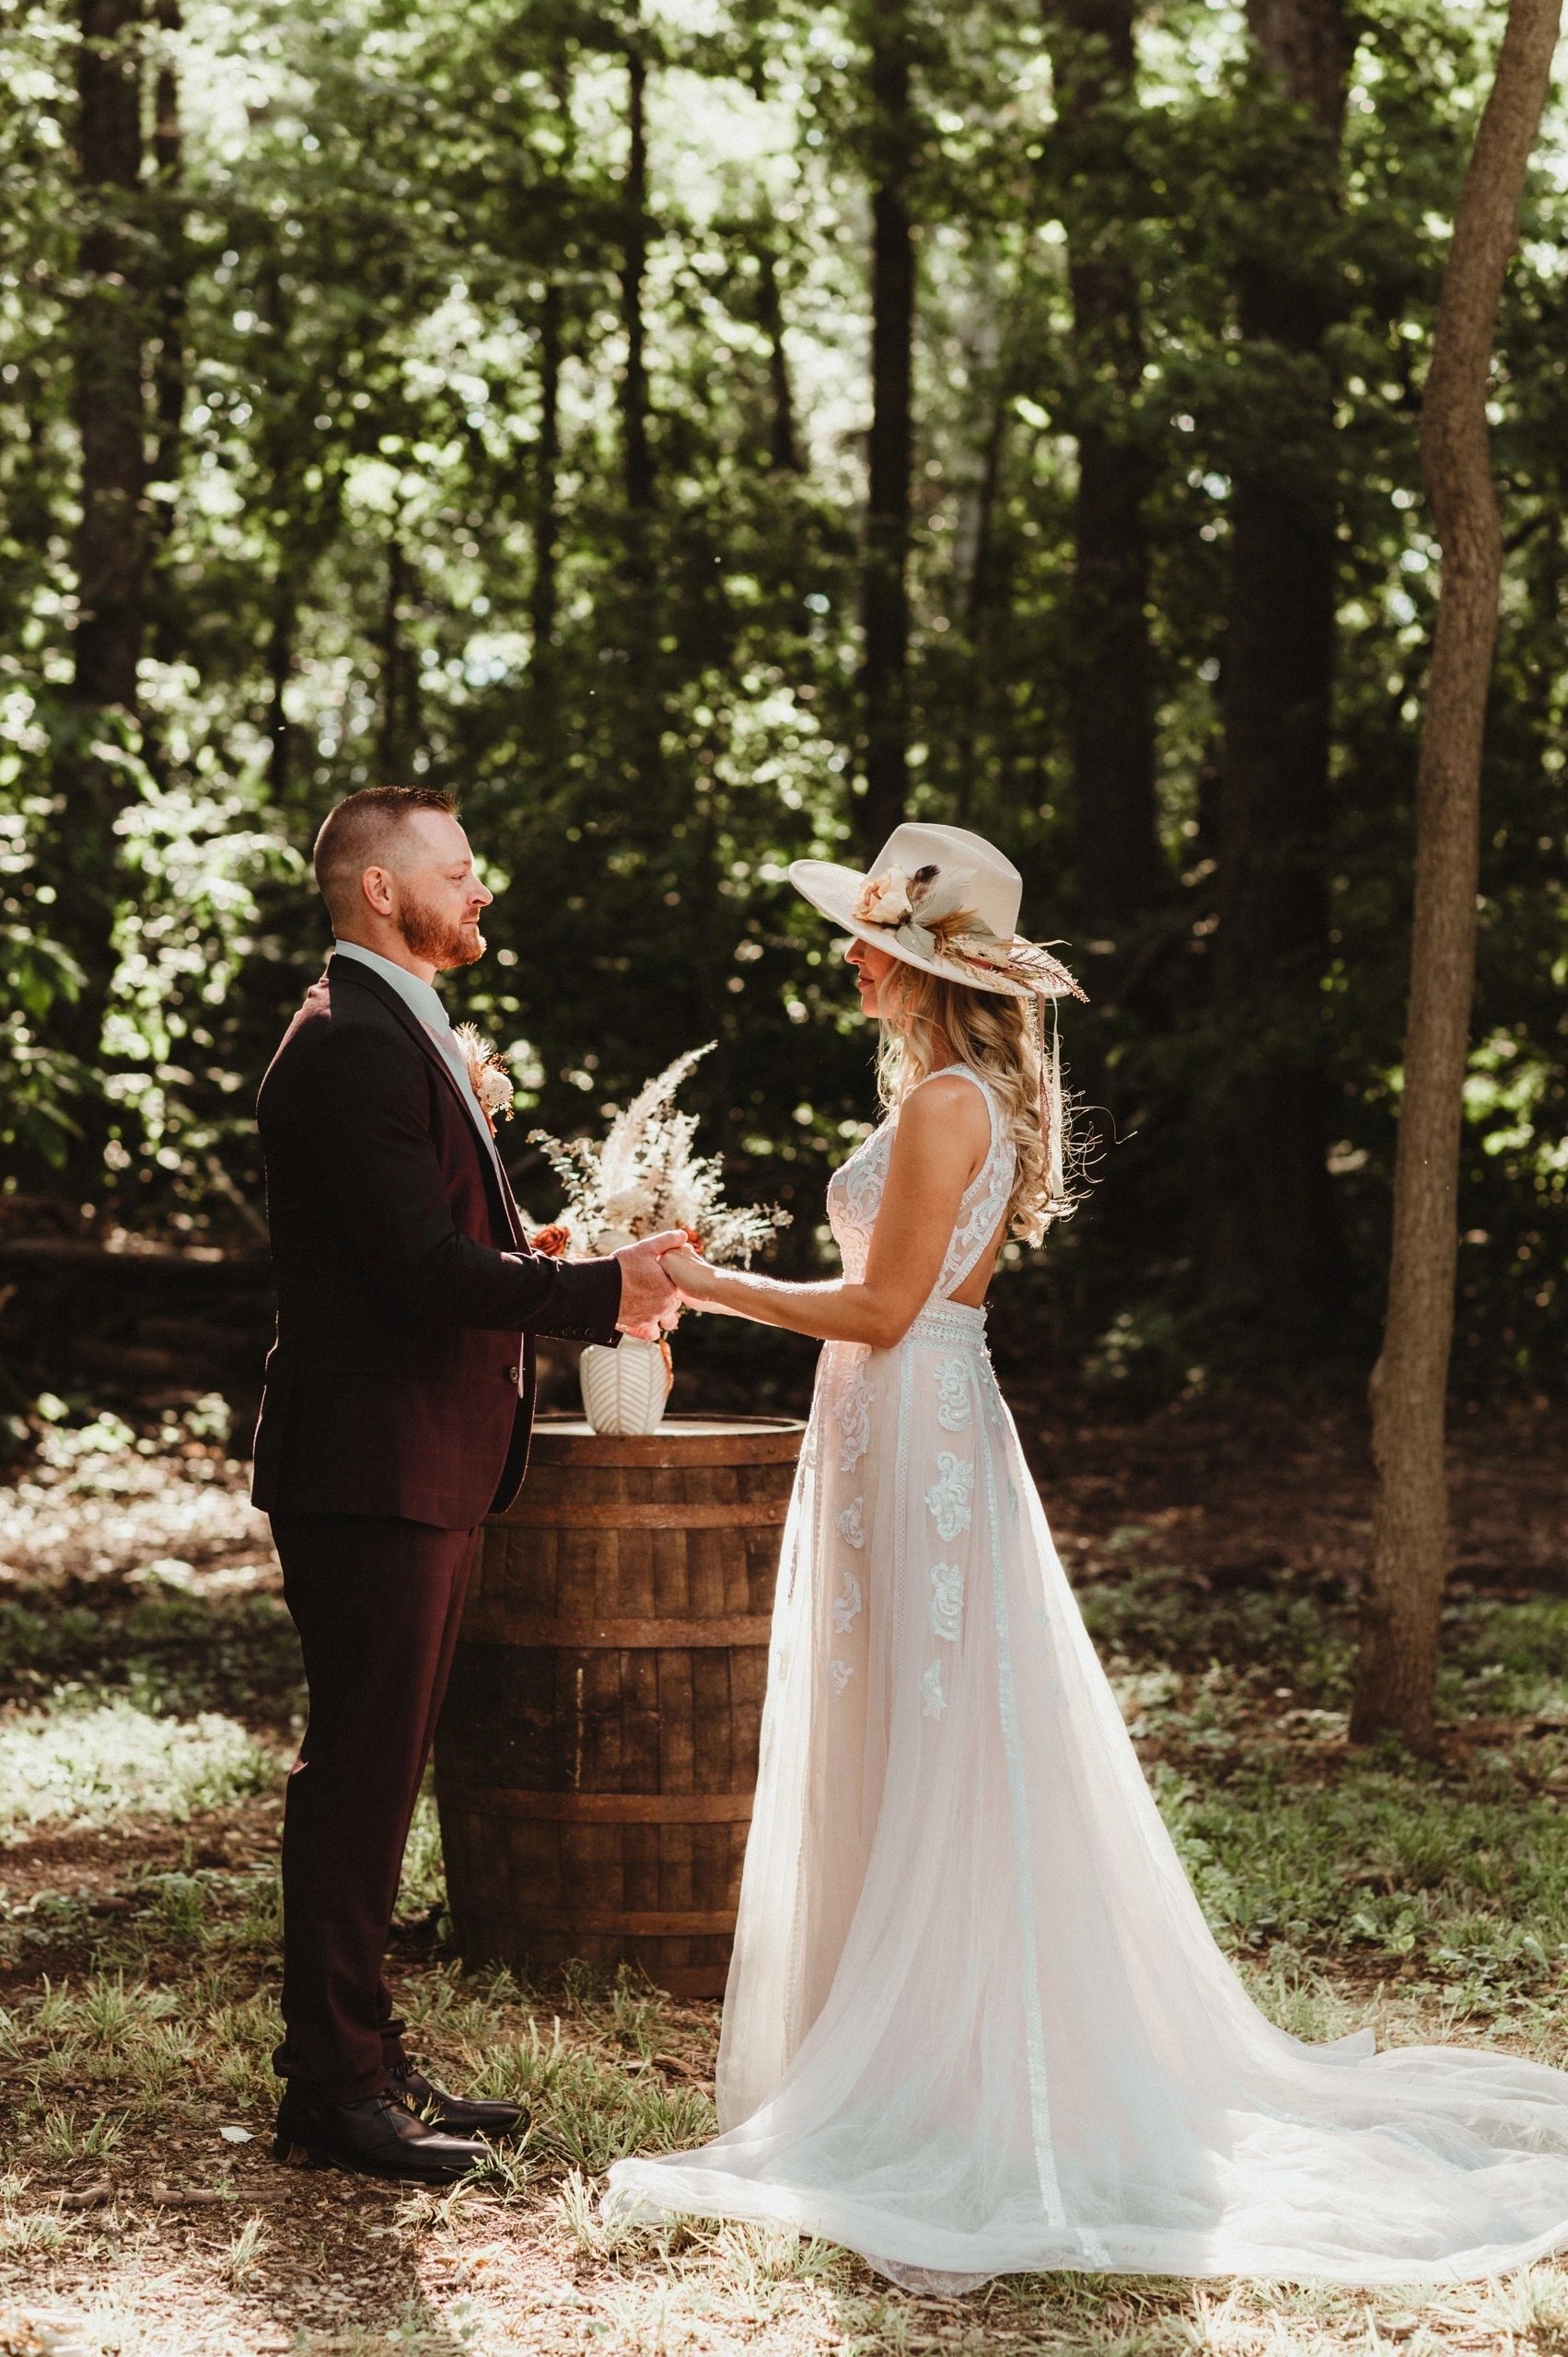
[{"x1": 313, "y1": 785, "x2": 459, "y2": 922}]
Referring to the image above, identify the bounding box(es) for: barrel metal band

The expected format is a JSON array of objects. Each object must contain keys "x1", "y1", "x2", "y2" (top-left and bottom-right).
[
  {"x1": 499, "y1": 1497, "x2": 789, "y2": 1530},
  {"x1": 504, "y1": 1906, "x2": 738, "y2": 1937},
  {"x1": 438, "y1": 1784, "x2": 754, "y2": 1824},
  {"x1": 460, "y1": 1611, "x2": 773, "y2": 1649}
]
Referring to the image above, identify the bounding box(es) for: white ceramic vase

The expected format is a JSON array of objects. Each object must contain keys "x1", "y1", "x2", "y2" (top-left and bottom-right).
[{"x1": 579, "y1": 1336, "x2": 673, "y2": 1436}]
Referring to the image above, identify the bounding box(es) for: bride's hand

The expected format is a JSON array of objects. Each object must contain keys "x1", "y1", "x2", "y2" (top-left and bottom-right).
[{"x1": 659, "y1": 1244, "x2": 726, "y2": 1308}]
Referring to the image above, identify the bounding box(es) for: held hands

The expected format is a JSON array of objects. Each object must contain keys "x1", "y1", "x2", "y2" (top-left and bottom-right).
[
  {"x1": 614, "y1": 1230, "x2": 686, "y2": 1341},
  {"x1": 657, "y1": 1243, "x2": 728, "y2": 1312}
]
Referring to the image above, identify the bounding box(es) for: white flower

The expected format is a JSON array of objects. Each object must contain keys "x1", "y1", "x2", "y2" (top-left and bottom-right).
[
  {"x1": 602, "y1": 1182, "x2": 658, "y2": 1235},
  {"x1": 835, "y1": 1497, "x2": 865, "y2": 1550},
  {"x1": 452, "y1": 1021, "x2": 517, "y2": 1128},
  {"x1": 921, "y1": 1660, "x2": 946, "y2": 1720},
  {"x1": 929, "y1": 1561, "x2": 965, "y2": 1643},
  {"x1": 830, "y1": 1659, "x2": 854, "y2": 1695},
  {"x1": 476, "y1": 1063, "x2": 513, "y2": 1117},
  {"x1": 925, "y1": 1452, "x2": 974, "y2": 1542},
  {"x1": 852, "y1": 865, "x2": 913, "y2": 927}
]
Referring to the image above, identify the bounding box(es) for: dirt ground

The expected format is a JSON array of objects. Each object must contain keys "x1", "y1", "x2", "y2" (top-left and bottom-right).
[{"x1": 3, "y1": 1392, "x2": 1568, "y2": 2356}]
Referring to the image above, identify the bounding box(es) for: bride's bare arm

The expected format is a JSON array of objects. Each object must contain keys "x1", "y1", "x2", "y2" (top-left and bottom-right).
[{"x1": 662, "y1": 1076, "x2": 988, "y2": 1349}]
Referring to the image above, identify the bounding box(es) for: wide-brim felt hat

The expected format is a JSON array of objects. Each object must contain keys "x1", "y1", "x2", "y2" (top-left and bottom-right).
[{"x1": 789, "y1": 823, "x2": 1086, "y2": 1004}]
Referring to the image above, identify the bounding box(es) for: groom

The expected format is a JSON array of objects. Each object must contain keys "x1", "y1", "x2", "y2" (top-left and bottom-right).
[{"x1": 252, "y1": 784, "x2": 680, "y2": 2183}]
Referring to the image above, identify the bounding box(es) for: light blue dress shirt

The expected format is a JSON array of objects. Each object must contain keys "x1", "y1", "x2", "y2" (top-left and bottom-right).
[{"x1": 331, "y1": 939, "x2": 506, "y2": 1175}]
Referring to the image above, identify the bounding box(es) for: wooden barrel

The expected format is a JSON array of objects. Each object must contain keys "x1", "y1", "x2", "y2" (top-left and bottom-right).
[{"x1": 434, "y1": 1413, "x2": 804, "y2": 1998}]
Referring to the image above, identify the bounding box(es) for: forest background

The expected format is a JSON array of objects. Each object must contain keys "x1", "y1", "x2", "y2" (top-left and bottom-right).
[{"x1": 4, "y1": 0, "x2": 1567, "y2": 1421}]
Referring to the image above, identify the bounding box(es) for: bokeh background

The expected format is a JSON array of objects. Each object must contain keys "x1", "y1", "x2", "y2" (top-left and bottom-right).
[{"x1": 3, "y1": 0, "x2": 1566, "y2": 1431}]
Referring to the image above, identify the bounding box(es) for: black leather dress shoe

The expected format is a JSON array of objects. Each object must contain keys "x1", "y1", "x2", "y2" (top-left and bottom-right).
[
  {"x1": 273, "y1": 2086, "x2": 488, "y2": 2182},
  {"x1": 387, "y1": 2061, "x2": 525, "y2": 2141}
]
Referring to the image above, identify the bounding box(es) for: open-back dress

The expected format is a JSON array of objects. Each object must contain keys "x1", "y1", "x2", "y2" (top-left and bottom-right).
[{"x1": 605, "y1": 1065, "x2": 1568, "y2": 2292}]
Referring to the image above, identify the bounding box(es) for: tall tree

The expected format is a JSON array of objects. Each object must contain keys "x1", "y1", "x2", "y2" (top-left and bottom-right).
[
  {"x1": 148, "y1": 0, "x2": 184, "y2": 651},
  {"x1": 857, "y1": 0, "x2": 917, "y2": 853},
  {"x1": 1208, "y1": 0, "x2": 1348, "y2": 1333},
  {"x1": 47, "y1": 0, "x2": 147, "y2": 1092},
  {"x1": 616, "y1": 22, "x2": 664, "y2": 805},
  {"x1": 256, "y1": 259, "x2": 301, "y2": 802},
  {"x1": 376, "y1": 522, "x2": 420, "y2": 781},
  {"x1": 620, "y1": 41, "x2": 653, "y2": 525},
  {"x1": 756, "y1": 229, "x2": 802, "y2": 477},
  {"x1": 528, "y1": 42, "x2": 573, "y2": 752},
  {"x1": 1352, "y1": 0, "x2": 1563, "y2": 1749},
  {"x1": 1046, "y1": 0, "x2": 1164, "y2": 946}
]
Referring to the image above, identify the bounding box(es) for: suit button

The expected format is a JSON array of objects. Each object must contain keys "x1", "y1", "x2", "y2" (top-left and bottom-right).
[{"x1": 505, "y1": 1364, "x2": 519, "y2": 1383}]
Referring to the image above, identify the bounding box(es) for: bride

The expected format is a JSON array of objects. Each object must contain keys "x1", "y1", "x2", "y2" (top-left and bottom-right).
[{"x1": 604, "y1": 821, "x2": 1568, "y2": 2292}]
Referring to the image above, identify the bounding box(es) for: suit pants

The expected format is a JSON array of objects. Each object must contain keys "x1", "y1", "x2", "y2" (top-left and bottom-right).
[{"x1": 269, "y1": 1513, "x2": 477, "y2": 2102}]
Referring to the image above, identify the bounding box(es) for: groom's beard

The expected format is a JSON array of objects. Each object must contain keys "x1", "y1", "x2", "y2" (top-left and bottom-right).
[{"x1": 396, "y1": 889, "x2": 485, "y2": 970}]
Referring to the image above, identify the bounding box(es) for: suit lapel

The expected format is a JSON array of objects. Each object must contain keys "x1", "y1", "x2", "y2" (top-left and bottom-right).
[{"x1": 329, "y1": 958, "x2": 526, "y2": 1248}]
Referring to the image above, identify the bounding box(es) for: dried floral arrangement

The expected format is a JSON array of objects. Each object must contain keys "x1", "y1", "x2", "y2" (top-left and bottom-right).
[{"x1": 528, "y1": 1044, "x2": 790, "y2": 1263}]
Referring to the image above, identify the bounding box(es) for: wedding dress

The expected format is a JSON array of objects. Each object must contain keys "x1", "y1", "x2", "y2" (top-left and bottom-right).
[{"x1": 604, "y1": 1066, "x2": 1568, "y2": 2289}]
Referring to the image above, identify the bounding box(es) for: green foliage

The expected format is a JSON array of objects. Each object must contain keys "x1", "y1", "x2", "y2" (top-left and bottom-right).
[{"x1": 5, "y1": 0, "x2": 1567, "y2": 1380}]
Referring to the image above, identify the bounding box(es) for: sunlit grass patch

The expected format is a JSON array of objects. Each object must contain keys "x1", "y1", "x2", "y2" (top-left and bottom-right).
[
  {"x1": 0, "y1": 1693, "x2": 275, "y2": 1833},
  {"x1": 1166, "y1": 1759, "x2": 1568, "y2": 2004}
]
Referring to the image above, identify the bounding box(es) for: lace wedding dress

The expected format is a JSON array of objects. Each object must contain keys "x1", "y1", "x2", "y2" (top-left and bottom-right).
[{"x1": 604, "y1": 1066, "x2": 1568, "y2": 2290}]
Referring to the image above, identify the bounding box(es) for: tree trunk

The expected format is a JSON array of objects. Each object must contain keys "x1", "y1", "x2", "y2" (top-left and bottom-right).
[
  {"x1": 257, "y1": 260, "x2": 299, "y2": 803},
  {"x1": 531, "y1": 273, "x2": 564, "y2": 665},
  {"x1": 376, "y1": 527, "x2": 418, "y2": 780},
  {"x1": 1208, "y1": 0, "x2": 1347, "y2": 1334},
  {"x1": 267, "y1": 577, "x2": 296, "y2": 800},
  {"x1": 525, "y1": 46, "x2": 571, "y2": 770},
  {"x1": 951, "y1": 367, "x2": 1008, "y2": 828},
  {"x1": 858, "y1": 4, "x2": 916, "y2": 854},
  {"x1": 1046, "y1": 0, "x2": 1163, "y2": 943},
  {"x1": 148, "y1": 0, "x2": 184, "y2": 664},
  {"x1": 49, "y1": 0, "x2": 147, "y2": 1089},
  {"x1": 617, "y1": 31, "x2": 663, "y2": 803},
  {"x1": 756, "y1": 236, "x2": 802, "y2": 475},
  {"x1": 1351, "y1": 0, "x2": 1562, "y2": 1748},
  {"x1": 621, "y1": 43, "x2": 653, "y2": 521}
]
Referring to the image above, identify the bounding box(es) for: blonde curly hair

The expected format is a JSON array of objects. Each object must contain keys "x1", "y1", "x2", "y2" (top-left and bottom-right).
[{"x1": 876, "y1": 962, "x2": 1082, "y2": 1247}]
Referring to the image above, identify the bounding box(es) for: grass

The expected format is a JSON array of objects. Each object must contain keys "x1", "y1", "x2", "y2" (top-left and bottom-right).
[
  {"x1": 2, "y1": 1405, "x2": 1568, "y2": 2351},
  {"x1": 0, "y1": 1696, "x2": 275, "y2": 1834}
]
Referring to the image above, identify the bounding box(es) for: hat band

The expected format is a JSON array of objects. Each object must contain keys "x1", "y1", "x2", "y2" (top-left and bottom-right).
[
  {"x1": 853, "y1": 861, "x2": 1015, "y2": 974},
  {"x1": 851, "y1": 865, "x2": 1085, "y2": 1003}
]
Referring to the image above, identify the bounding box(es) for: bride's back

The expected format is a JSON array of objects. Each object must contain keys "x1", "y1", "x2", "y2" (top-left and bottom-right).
[{"x1": 828, "y1": 1064, "x2": 1016, "y2": 1318}]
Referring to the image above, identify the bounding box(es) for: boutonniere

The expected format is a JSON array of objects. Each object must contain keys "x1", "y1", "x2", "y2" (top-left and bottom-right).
[{"x1": 452, "y1": 1022, "x2": 517, "y2": 1135}]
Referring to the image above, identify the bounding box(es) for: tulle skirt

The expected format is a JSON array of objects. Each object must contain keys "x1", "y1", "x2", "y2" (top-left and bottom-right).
[{"x1": 604, "y1": 1304, "x2": 1568, "y2": 2289}]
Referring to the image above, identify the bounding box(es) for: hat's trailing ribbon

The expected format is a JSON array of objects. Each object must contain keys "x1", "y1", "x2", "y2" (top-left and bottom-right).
[{"x1": 1033, "y1": 987, "x2": 1066, "y2": 1208}]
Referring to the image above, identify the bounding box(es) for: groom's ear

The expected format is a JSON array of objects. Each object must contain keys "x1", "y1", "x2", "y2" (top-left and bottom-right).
[{"x1": 357, "y1": 864, "x2": 398, "y2": 919}]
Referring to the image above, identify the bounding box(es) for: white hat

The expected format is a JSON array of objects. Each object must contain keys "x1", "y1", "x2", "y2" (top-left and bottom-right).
[{"x1": 789, "y1": 822, "x2": 1086, "y2": 1005}]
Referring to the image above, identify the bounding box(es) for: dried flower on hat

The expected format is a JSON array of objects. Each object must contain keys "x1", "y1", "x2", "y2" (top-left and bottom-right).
[{"x1": 853, "y1": 865, "x2": 914, "y2": 927}]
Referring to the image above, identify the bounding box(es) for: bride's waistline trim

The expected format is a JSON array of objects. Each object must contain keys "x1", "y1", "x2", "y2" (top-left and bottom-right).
[{"x1": 904, "y1": 1303, "x2": 989, "y2": 1352}]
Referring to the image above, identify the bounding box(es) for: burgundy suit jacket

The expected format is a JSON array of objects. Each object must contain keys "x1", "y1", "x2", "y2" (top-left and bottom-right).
[{"x1": 250, "y1": 956, "x2": 621, "y2": 1528}]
